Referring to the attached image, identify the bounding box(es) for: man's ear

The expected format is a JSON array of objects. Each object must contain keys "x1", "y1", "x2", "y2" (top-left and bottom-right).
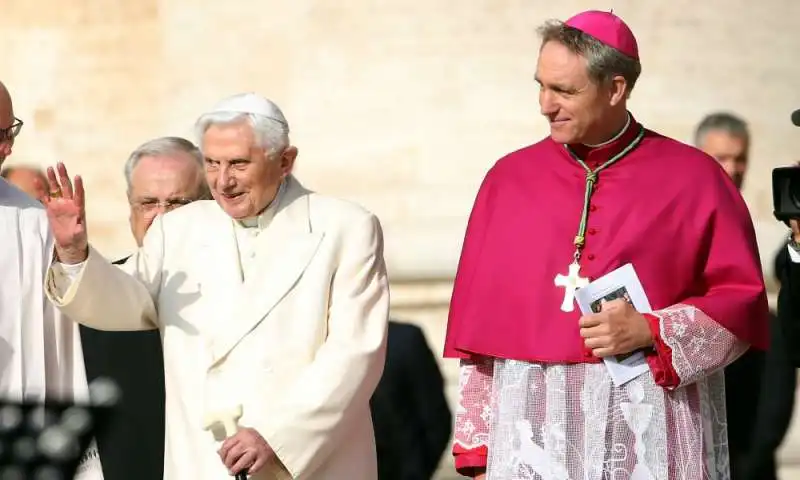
[
  {"x1": 280, "y1": 146, "x2": 298, "y2": 175},
  {"x1": 608, "y1": 75, "x2": 629, "y2": 106}
]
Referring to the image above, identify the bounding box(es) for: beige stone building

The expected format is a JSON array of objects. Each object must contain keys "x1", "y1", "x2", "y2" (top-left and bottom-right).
[{"x1": 3, "y1": 0, "x2": 800, "y2": 477}]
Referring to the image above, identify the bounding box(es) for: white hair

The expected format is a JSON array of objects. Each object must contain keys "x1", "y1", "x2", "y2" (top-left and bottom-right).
[
  {"x1": 124, "y1": 136, "x2": 206, "y2": 196},
  {"x1": 194, "y1": 93, "x2": 291, "y2": 158}
]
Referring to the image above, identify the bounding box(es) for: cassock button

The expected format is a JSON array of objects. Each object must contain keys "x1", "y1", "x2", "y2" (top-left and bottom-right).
[
  {"x1": 588, "y1": 228, "x2": 597, "y2": 235},
  {"x1": 587, "y1": 253, "x2": 595, "y2": 260},
  {"x1": 590, "y1": 204, "x2": 597, "y2": 212}
]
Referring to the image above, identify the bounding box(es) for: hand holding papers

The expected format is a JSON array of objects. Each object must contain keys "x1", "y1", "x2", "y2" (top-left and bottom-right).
[{"x1": 574, "y1": 264, "x2": 654, "y2": 386}]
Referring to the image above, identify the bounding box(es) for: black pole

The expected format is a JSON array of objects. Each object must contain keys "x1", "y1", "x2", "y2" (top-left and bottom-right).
[{"x1": 235, "y1": 472, "x2": 247, "y2": 480}]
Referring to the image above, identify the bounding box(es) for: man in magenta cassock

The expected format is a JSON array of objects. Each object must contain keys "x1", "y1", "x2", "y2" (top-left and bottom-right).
[{"x1": 443, "y1": 10, "x2": 769, "y2": 480}]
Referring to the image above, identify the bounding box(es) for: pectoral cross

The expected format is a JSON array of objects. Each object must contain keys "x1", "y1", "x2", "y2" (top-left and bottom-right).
[{"x1": 554, "y1": 262, "x2": 588, "y2": 312}]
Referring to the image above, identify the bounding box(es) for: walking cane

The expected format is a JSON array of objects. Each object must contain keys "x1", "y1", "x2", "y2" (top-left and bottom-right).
[{"x1": 203, "y1": 404, "x2": 248, "y2": 480}]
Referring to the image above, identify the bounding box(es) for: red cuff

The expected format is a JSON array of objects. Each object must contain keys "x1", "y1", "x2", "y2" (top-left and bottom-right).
[
  {"x1": 454, "y1": 444, "x2": 488, "y2": 476},
  {"x1": 643, "y1": 313, "x2": 680, "y2": 389}
]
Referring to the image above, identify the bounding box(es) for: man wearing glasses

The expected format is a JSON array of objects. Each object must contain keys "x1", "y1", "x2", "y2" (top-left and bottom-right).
[
  {"x1": 0, "y1": 82, "x2": 105, "y2": 479},
  {"x1": 123, "y1": 136, "x2": 211, "y2": 248},
  {"x1": 0, "y1": 103, "x2": 22, "y2": 168},
  {"x1": 80, "y1": 136, "x2": 210, "y2": 480}
]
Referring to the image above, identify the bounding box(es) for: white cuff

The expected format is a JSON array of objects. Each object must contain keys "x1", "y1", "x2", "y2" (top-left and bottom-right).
[
  {"x1": 57, "y1": 261, "x2": 86, "y2": 278},
  {"x1": 49, "y1": 261, "x2": 86, "y2": 298}
]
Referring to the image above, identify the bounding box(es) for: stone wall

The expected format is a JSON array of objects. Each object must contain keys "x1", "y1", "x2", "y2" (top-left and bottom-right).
[
  {"x1": 3, "y1": 0, "x2": 799, "y2": 271},
  {"x1": 3, "y1": 1, "x2": 799, "y2": 477}
]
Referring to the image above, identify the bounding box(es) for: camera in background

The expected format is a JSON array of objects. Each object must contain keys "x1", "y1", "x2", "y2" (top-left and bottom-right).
[
  {"x1": 772, "y1": 109, "x2": 800, "y2": 223},
  {"x1": 773, "y1": 166, "x2": 800, "y2": 222}
]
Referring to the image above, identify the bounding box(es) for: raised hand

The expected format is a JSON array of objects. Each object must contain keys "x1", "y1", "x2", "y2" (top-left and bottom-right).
[{"x1": 42, "y1": 162, "x2": 89, "y2": 264}]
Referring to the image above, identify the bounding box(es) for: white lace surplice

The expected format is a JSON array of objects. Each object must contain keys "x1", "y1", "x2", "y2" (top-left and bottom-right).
[{"x1": 454, "y1": 305, "x2": 747, "y2": 480}]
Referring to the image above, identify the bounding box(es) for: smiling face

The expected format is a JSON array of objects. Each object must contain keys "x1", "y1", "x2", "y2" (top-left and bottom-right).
[
  {"x1": 536, "y1": 41, "x2": 626, "y2": 145},
  {"x1": 201, "y1": 120, "x2": 296, "y2": 219}
]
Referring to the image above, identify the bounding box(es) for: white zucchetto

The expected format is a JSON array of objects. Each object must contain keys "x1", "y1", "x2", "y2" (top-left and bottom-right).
[{"x1": 206, "y1": 92, "x2": 289, "y2": 132}]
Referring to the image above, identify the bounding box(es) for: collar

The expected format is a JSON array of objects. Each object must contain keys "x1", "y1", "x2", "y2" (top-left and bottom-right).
[
  {"x1": 565, "y1": 112, "x2": 642, "y2": 169},
  {"x1": 584, "y1": 113, "x2": 631, "y2": 148},
  {"x1": 235, "y1": 179, "x2": 287, "y2": 231}
]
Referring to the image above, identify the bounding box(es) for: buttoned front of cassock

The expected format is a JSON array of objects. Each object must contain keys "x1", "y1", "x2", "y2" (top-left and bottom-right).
[
  {"x1": 45, "y1": 175, "x2": 389, "y2": 480},
  {"x1": 569, "y1": 133, "x2": 625, "y2": 362},
  {"x1": 231, "y1": 181, "x2": 285, "y2": 282},
  {"x1": 196, "y1": 183, "x2": 326, "y2": 370}
]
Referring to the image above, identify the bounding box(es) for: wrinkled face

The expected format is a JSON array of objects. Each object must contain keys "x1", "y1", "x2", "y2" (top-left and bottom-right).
[
  {"x1": 128, "y1": 154, "x2": 205, "y2": 246},
  {"x1": 536, "y1": 41, "x2": 619, "y2": 145},
  {"x1": 5, "y1": 168, "x2": 47, "y2": 201},
  {"x1": 698, "y1": 130, "x2": 749, "y2": 190},
  {"x1": 201, "y1": 121, "x2": 295, "y2": 219}
]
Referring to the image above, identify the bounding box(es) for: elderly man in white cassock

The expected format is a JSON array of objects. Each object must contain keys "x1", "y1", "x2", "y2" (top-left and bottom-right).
[
  {"x1": 42, "y1": 93, "x2": 390, "y2": 480},
  {"x1": 0, "y1": 80, "x2": 104, "y2": 479}
]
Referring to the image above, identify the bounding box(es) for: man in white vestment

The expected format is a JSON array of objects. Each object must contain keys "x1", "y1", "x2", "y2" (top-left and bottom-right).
[
  {"x1": 42, "y1": 92, "x2": 390, "y2": 480},
  {"x1": 0, "y1": 81, "x2": 104, "y2": 479}
]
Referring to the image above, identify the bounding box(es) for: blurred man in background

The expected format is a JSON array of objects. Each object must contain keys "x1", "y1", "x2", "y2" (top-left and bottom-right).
[
  {"x1": 694, "y1": 113, "x2": 750, "y2": 190},
  {"x1": 80, "y1": 136, "x2": 210, "y2": 480},
  {"x1": 1, "y1": 164, "x2": 48, "y2": 202},
  {"x1": 695, "y1": 112, "x2": 795, "y2": 480}
]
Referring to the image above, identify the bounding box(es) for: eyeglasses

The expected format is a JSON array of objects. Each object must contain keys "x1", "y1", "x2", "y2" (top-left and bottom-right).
[
  {"x1": 0, "y1": 118, "x2": 23, "y2": 141},
  {"x1": 131, "y1": 198, "x2": 193, "y2": 213}
]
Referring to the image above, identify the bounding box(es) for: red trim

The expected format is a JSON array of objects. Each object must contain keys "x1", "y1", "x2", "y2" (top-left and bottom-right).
[
  {"x1": 643, "y1": 313, "x2": 680, "y2": 388},
  {"x1": 454, "y1": 444, "x2": 488, "y2": 476}
]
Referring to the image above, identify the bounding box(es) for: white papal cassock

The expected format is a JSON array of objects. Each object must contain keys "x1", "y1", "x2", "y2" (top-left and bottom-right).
[{"x1": 45, "y1": 175, "x2": 389, "y2": 480}]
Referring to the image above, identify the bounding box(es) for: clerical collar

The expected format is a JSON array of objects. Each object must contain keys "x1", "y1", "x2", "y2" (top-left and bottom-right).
[
  {"x1": 563, "y1": 113, "x2": 642, "y2": 167},
  {"x1": 235, "y1": 180, "x2": 286, "y2": 230},
  {"x1": 584, "y1": 113, "x2": 631, "y2": 148}
]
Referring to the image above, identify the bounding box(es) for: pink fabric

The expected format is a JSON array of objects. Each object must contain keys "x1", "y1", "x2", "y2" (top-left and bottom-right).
[
  {"x1": 565, "y1": 10, "x2": 639, "y2": 59},
  {"x1": 443, "y1": 115, "x2": 769, "y2": 363}
]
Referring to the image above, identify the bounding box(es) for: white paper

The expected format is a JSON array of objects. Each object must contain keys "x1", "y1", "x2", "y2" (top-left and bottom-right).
[{"x1": 574, "y1": 263, "x2": 652, "y2": 386}]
